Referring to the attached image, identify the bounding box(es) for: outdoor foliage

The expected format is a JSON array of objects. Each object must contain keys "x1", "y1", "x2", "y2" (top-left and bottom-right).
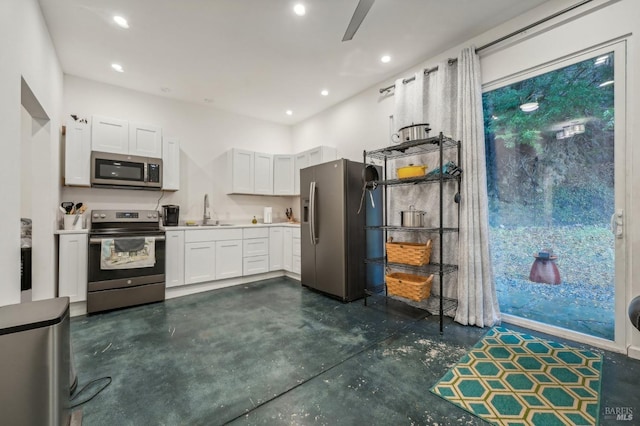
[{"x1": 483, "y1": 53, "x2": 615, "y2": 227}]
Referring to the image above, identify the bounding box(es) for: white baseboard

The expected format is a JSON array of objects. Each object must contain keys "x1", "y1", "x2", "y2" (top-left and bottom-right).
[
  {"x1": 166, "y1": 271, "x2": 289, "y2": 300},
  {"x1": 68, "y1": 271, "x2": 300, "y2": 317},
  {"x1": 627, "y1": 345, "x2": 640, "y2": 360}
]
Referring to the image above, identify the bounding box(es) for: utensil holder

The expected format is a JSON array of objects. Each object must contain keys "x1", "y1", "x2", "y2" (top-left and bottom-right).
[{"x1": 63, "y1": 214, "x2": 83, "y2": 230}]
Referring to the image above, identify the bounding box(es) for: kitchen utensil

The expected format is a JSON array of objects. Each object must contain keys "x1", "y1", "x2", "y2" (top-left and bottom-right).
[
  {"x1": 392, "y1": 123, "x2": 431, "y2": 143},
  {"x1": 61, "y1": 202, "x2": 74, "y2": 214},
  {"x1": 362, "y1": 164, "x2": 379, "y2": 186},
  {"x1": 397, "y1": 164, "x2": 427, "y2": 179},
  {"x1": 400, "y1": 206, "x2": 426, "y2": 227}
]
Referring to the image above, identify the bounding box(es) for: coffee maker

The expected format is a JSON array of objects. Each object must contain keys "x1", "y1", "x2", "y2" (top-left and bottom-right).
[{"x1": 162, "y1": 205, "x2": 180, "y2": 226}]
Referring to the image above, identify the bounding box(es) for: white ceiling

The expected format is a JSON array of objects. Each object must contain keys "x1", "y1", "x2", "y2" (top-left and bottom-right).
[{"x1": 38, "y1": 0, "x2": 550, "y2": 125}]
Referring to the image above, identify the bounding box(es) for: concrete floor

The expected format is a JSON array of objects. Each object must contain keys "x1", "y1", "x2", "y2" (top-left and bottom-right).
[{"x1": 71, "y1": 277, "x2": 640, "y2": 425}]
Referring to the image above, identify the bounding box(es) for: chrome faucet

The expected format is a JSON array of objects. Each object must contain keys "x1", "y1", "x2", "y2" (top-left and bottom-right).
[{"x1": 203, "y1": 194, "x2": 211, "y2": 224}]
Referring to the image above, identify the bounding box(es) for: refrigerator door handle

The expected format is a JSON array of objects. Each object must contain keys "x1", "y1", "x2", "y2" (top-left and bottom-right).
[{"x1": 309, "y1": 181, "x2": 317, "y2": 245}]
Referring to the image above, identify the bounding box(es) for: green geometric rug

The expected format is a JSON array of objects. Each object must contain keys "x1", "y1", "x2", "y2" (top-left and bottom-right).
[{"x1": 431, "y1": 327, "x2": 602, "y2": 426}]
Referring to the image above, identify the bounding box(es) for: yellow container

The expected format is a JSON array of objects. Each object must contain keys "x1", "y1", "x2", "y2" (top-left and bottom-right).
[{"x1": 397, "y1": 164, "x2": 427, "y2": 179}]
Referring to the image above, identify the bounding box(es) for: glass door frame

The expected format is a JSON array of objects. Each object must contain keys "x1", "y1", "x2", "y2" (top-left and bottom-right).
[{"x1": 482, "y1": 40, "x2": 628, "y2": 354}]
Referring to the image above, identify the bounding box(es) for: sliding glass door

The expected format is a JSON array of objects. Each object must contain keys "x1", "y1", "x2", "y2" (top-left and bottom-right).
[{"x1": 482, "y1": 42, "x2": 626, "y2": 347}]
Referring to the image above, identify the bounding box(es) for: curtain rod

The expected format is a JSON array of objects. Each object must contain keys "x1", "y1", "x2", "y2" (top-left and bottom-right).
[{"x1": 378, "y1": 0, "x2": 594, "y2": 94}]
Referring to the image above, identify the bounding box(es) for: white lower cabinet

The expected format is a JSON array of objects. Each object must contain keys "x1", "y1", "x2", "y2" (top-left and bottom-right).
[
  {"x1": 292, "y1": 228, "x2": 301, "y2": 274},
  {"x1": 184, "y1": 242, "x2": 216, "y2": 284},
  {"x1": 243, "y1": 256, "x2": 269, "y2": 275},
  {"x1": 243, "y1": 228, "x2": 269, "y2": 275},
  {"x1": 269, "y1": 227, "x2": 284, "y2": 271},
  {"x1": 216, "y1": 240, "x2": 243, "y2": 279},
  {"x1": 165, "y1": 230, "x2": 185, "y2": 288},
  {"x1": 58, "y1": 233, "x2": 88, "y2": 303},
  {"x1": 174, "y1": 226, "x2": 300, "y2": 289},
  {"x1": 283, "y1": 228, "x2": 293, "y2": 272}
]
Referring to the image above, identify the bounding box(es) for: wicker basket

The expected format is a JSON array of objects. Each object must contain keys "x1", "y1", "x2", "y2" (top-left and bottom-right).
[
  {"x1": 386, "y1": 272, "x2": 433, "y2": 302},
  {"x1": 386, "y1": 239, "x2": 431, "y2": 266}
]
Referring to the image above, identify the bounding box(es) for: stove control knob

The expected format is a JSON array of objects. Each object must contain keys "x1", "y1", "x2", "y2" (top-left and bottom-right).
[
  {"x1": 93, "y1": 213, "x2": 99, "y2": 218},
  {"x1": 100, "y1": 214, "x2": 106, "y2": 218}
]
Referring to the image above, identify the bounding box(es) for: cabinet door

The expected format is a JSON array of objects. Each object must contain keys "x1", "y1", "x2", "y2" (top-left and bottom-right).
[
  {"x1": 58, "y1": 233, "x2": 88, "y2": 302},
  {"x1": 243, "y1": 256, "x2": 269, "y2": 275},
  {"x1": 91, "y1": 115, "x2": 129, "y2": 154},
  {"x1": 162, "y1": 137, "x2": 180, "y2": 191},
  {"x1": 273, "y1": 155, "x2": 294, "y2": 195},
  {"x1": 215, "y1": 240, "x2": 243, "y2": 280},
  {"x1": 269, "y1": 227, "x2": 284, "y2": 271},
  {"x1": 243, "y1": 238, "x2": 269, "y2": 257},
  {"x1": 64, "y1": 120, "x2": 91, "y2": 187},
  {"x1": 294, "y1": 152, "x2": 309, "y2": 195},
  {"x1": 184, "y1": 242, "x2": 216, "y2": 284},
  {"x1": 283, "y1": 228, "x2": 293, "y2": 272},
  {"x1": 307, "y1": 147, "x2": 323, "y2": 167},
  {"x1": 308, "y1": 146, "x2": 337, "y2": 167},
  {"x1": 165, "y1": 230, "x2": 185, "y2": 288},
  {"x1": 228, "y1": 148, "x2": 254, "y2": 194},
  {"x1": 254, "y1": 152, "x2": 273, "y2": 195},
  {"x1": 292, "y1": 236, "x2": 301, "y2": 274},
  {"x1": 129, "y1": 122, "x2": 163, "y2": 158}
]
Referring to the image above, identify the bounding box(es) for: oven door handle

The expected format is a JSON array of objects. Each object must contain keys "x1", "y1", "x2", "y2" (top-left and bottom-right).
[{"x1": 89, "y1": 236, "x2": 166, "y2": 244}]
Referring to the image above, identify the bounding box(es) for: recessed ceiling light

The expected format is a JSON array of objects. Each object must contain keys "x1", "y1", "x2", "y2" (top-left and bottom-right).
[
  {"x1": 113, "y1": 16, "x2": 129, "y2": 29},
  {"x1": 111, "y1": 63, "x2": 124, "y2": 72},
  {"x1": 293, "y1": 4, "x2": 306, "y2": 16},
  {"x1": 321, "y1": 89, "x2": 329, "y2": 96},
  {"x1": 519, "y1": 102, "x2": 539, "y2": 112},
  {"x1": 286, "y1": 110, "x2": 293, "y2": 116},
  {"x1": 380, "y1": 55, "x2": 391, "y2": 63}
]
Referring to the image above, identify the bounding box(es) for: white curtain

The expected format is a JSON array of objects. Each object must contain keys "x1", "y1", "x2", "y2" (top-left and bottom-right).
[
  {"x1": 454, "y1": 47, "x2": 500, "y2": 327},
  {"x1": 391, "y1": 47, "x2": 500, "y2": 327},
  {"x1": 393, "y1": 72, "x2": 424, "y2": 130}
]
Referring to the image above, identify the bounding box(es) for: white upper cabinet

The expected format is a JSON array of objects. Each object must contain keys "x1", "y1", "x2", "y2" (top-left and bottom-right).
[
  {"x1": 129, "y1": 122, "x2": 162, "y2": 158},
  {"x1": 226, "y1": 146, "x2": 335, "y2": 196},
  {"x1": 91, "y1": 115, "x2": 163, "y2": 158},
  {"x1": 226, "y1": 148, "x2": 255, "y2": 194},
  {"x1": 91, "y1": 115, "x2": 129, "y2": 154},
  {"x1": 64, "y1": 119, "x2": 91, "y2": 187},
  {"x1": 162, "y1": 137, "x2": 180, "y2": 191},
  {"x1": 294, "y1": 152, "x2": 309, "y2": 195},
  {"x1": 294, "y1": 146, "x2": 337, "y2": 194},
  {"x1": 273, "y1": 155, "x2": 294, "y2": 196},
  {"x1": 254, "y1": 152, "x2": 273, "y2": 195}
]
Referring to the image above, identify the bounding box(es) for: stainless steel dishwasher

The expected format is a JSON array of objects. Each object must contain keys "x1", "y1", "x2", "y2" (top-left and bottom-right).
[{"x1": 0, "y1": 297, "x2": 71, "y2": 426}]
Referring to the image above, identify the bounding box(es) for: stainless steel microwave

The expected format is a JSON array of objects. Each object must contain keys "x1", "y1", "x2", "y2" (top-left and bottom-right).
[{"x1": 91, "y1": 151, "x2": 162, "y2": 190}]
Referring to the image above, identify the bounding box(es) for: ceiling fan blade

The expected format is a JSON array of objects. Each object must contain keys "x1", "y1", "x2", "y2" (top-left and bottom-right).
[{"x1": 342, "y1": 0, "x2": 375, "y2": 42}]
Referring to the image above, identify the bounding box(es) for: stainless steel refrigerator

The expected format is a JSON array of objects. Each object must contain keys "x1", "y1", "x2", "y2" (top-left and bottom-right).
[{"x1": 300, "y1": 159, "x2": 382, "y2": 302}]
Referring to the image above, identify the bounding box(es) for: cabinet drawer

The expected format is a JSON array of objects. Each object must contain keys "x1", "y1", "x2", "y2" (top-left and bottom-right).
[
  {"x1": 185, "y1": 228, "x2": 242, "y2": 243},
  {"x1": 243, "y1": 255, "x2": 269, "y2": 275},
  {"x1": 243, "y1": 227, "x2": 269, "y2": 239},
  {"x1": 243, "y1": 238, "x2": 269, "y2": 257},
  {"x1": 292, "y1": 238, "x2": 301, "y2": 257}
]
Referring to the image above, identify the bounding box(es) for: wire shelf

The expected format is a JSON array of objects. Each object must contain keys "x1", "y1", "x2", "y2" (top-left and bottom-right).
[
  {"x1": 371, "y1": 174, "x2": 460, "y2": 187},
  {"x1": 364, "y1": 258, "x2": 458, "y2": 275},
  {"x1": 365, "y1": 226, "x2": 459, "y2": 233},
  {"x1": 365, "y1": 134, "x2": 459, "y2": 160}
]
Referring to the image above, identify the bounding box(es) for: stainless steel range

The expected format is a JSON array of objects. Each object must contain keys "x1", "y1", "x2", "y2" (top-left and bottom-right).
[{"x1": 87, "y1": 209, "x2": 165, "y2": 314}]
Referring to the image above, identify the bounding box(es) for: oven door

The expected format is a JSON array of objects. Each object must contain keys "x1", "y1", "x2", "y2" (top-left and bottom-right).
[{"x1": 88, "y1": 233, "x2": 165, "y2": 289}]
